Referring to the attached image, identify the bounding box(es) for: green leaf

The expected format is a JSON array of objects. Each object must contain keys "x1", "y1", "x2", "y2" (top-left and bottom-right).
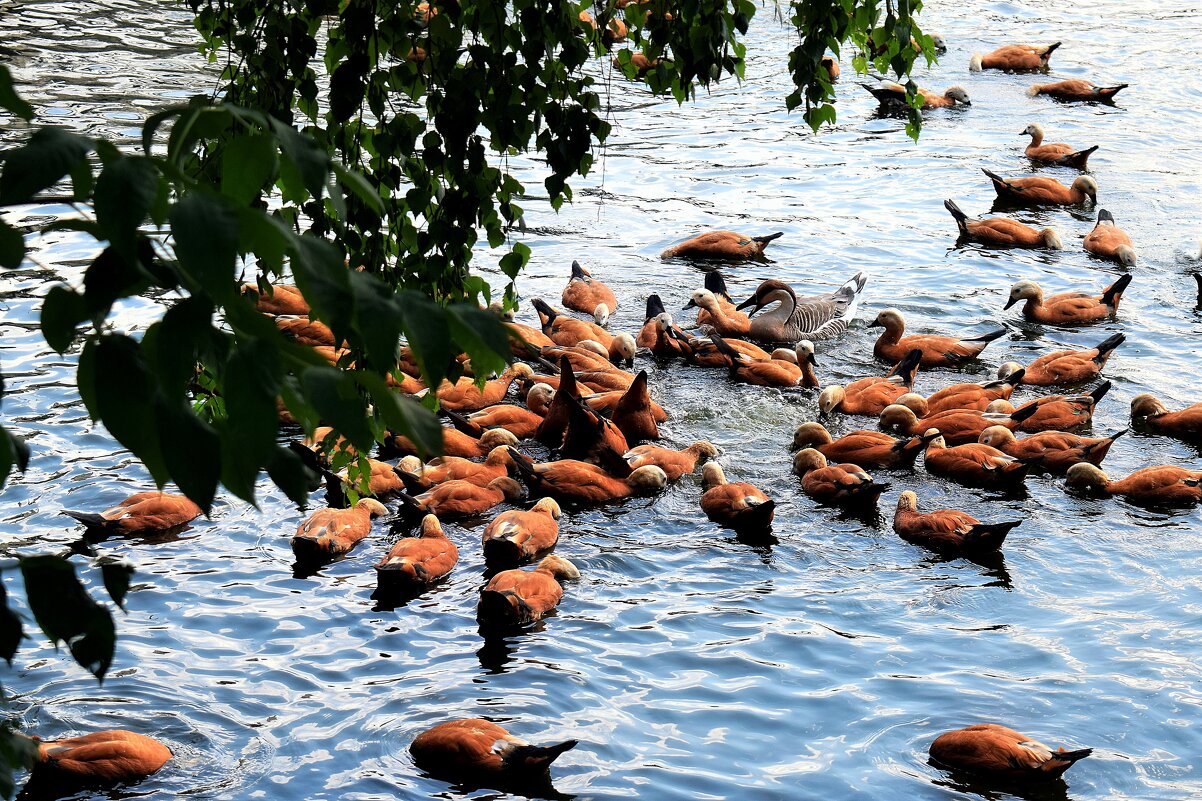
[
  {"x1": 40, "y1": 285, "x2": 90, "y2": 353},
  {"x1": 332, "y1": 163, "x2": 384, "y2": 214},
  {"x1": 0, "y1": 584, "x2": 21, "y2": 665},
  {"x1": 0, "y1": 65, "x2": 34, "y2": 121},
  {"x1": 301, "y1": 365, "x2": 373, "y2": 451},
  {"x1": 19, "y1": 555, "x2": 116, "y2": 680},
  {"x1": 447, "y1": 304, "x2": 510, "y2": 378},
  {"x1": 498, "y1": 242, "x2": 530, "y2": 280},
  {"x1": 396, "y1": 291, "x2": 453, "y2": 389},
  {"x1": 171, "y1": 191, "x2": 238, "y2": 305},
  {"x1": 221, "y1": 132, "x2": 276, "y2": 204},
  {"x1": 0, "y1": 219, "x2": 23, "y2": 269},
  {"x1": 218, "y1": 339, "x2": 280, "y2": 505},
  {"x1": 100, "y1": 560, "x2": 135, "y2": 611},
  {"x1": 0, "y1": 126, "x2": 92, "y2": 204},
  {"x1": 269, "y1": 118, "x2": 329, "y2": 199},
  {"x1": 93, "y1": 156, "x2": 159, "y2": 260},
  {"x1": 157, "y1": 400, "x2": 220, "y2": 514},
  {"x1": 359, "y1": 373, "x2": 442, "y2": 458},
  {"x1": 265, "y1": 443, "x2": 320, "y2": 508},
  {"x1": 290, "y1": 234, "x2": 352, "y2": 337},
  {"x1": 88, "y1": 334, "x2": 168, "y2": 485},
  {"x1": 348, "y1": 270, "x2": 402, "y2": 368}
]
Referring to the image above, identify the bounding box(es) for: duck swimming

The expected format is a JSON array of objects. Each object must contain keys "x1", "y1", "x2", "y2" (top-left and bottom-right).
[
  {"x1": 699, "y1": 463, "x2": 776, "y2": 530},
  {"x1": 893, "y1": 491, "x2": 1019, "y2": 556},
  {"x1": 984, "y1": 169, "x2": 1097, "y2": 206},
  {"x1": 1084, "y1": 209, "x2": 1137, "y2": 266},
  {"x1": 737, "y1": 273, "x2": 868, "y2": 343},
  {"x1": 24, "y1": 729, "x2": 172, "y2": 786},
  {"x1": 477, "y1": 554, "x2": 580, "y2": 625},
  {"x1": 1021, "y1": 123, "x2": 1098, "y2": 168},
  {"x1": 1130, "y1": 393, "x2": 1202, "y2": 443},
  {"x1": 997, "y1": 333, "x2": 1125, "y2": 386},
  {"x1": 1029, "y1": 79, "x2": 1127, "y2": 102},
  {"x1": 63, "y1": 491, "x2": 203, "y2": 535},
  {"x1": 969, "y1": 42, "x2": 1059, "y2": 71},
  {"x1": 375, "y1": 513, "x2": 458, "y2": 587},
  {"x1": 860, "y1": 79, "x2": 970, "y2": 109},
  {"x1": 943, "y1": 199, "x2": 1062, "y2": 249},
  {"x1": 979, "y1": 426, "x2": 1125, "y2": 473},
  {"x1": 661, "y1": 230, "x2": 783, "y2": 262},
  {"x1": 1067, "y1": 463, "x2": 1202, "y2": 506},
  {"x1": 869, "y1": 308, "x2": 1005, "y2": 367},
  {"x1": 791, "y1": 449, "x2": 889, "y2": 509},
  {"x1": 791, "y1": 422, "x2": 939, "y2": 469},
  {"x1": 1004, "y1": 275, "x2": 1131, "y2": 325},
  {"x1": 410, "y1": 719, "x2": 576, "y2": 783},
  {"x1": 929, "y1": 724, "x2": 1091, "y2": 779},
  {"x1": 482, "y1": 497, "x2": 562, "y2": 565},
  {"x1": 561, "y1": 260, "x2": 618, "y2": 318}
]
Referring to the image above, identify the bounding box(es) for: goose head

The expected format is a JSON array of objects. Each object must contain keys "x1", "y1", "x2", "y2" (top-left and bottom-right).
[{"x1": 735, "y1": 280, "x2": 795, "y2": 315}]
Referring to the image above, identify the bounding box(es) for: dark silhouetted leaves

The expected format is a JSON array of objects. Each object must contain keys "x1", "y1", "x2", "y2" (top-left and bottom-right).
[
  {"x1": 0, "y1": 584, "x2": 22, "y2": 665},
  {"x1": 100, "y1": 560, "x2": 135, "y2": 611},
  {"x1": 40, "y1": 285, "x2": 90, "y2": 353},
  {"x1": 171, "y1": 192, "x2": 238, "y2": 304},
  {"x1": 87, "y1": 334, "x2": 168, "y2": 485},
  {"x1": 0, "y1": 220, "x2": 23, "y2": 269},
  {"x1": 0, "y1": 126, "x2": 92, "y2": 204},
  {"x1": 93, "y1": 156, "x2": 158, "y2": 260},
  {"x1": 19, "y1": 555, "x2": 116, "y2": 680}
]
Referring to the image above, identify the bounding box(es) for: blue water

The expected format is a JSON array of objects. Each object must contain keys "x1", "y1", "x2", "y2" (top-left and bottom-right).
[{"x1": 3, "y1": 1, "x2": 1202, "y2": 799}]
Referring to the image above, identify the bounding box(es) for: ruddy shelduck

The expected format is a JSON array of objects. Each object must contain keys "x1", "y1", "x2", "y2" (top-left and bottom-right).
[
  {"x1": 997, "y1": 333, "x2": 1125, "y2": 386},
  {"x1": 1084, "y1": 209, "x2": 1137, "y2": 266},
  {"x1": 791, "y1": 423, "x2": 939, "y2": 469},
  {"x1": 869, "y1": 308, "x2": 1006, "y2": 367},
  {"x1": 944, "y1": 199, "x2": 1062, "y2": 249},
  {"x1": 969, "y1": 42, "x2": 1059, "y2": 72},
  {"x1": 375, "y1": 513, "x2": 458, "y2": 587},
  {"x1": 410, "y1": 719, "x2": 577, "y2": 782},
  {"x1": 699, "y1": 463, "x2": 775, "y2": 530},
  {"x1": 1029, "y1": 79, "x2": 1127, "y2": 102},
  {"x1": 561, "y1": 260, "x2": 617, "y2": 319},
  {"x1": 791, "y1": 449, "x2": 889, "y2": 509},
  {"x1": 661, "y1": 230, "x2": 783, "y2": 262},
  {"x1": 930, "y1": 724, "x2": 1090, "y2": 779},
  {"x1": 1004, "y1": 275, "x2": 1131, "y2": 325},
  {"x1": 893, "y1": 491, "x2": 1019, "y2": 555},
  {"x1": 983, "y1": 169, "x2": 1097, "y2": 206},
  {"x1": 482, "y1": 497, "x2": 562, "y2": 565},
  {"x1": 1130, "y1": 393, "x2": 1202, "y2": 443},
  {"x1": 477, "y1": 554, "x2": 580, "y2": 625},
  {"x1": 1021, "y1": 123, "x2": 1097, "y2": 168},
  {"x1": 63, "y1": 491, "x2": 202, "y2": 535},
  {"x1": 26, "y1": 729, "x2": 172, "y2": 786},
  {"x1": 979, "y1": 425, "x2": 1124, "y2": 473},
  {"x1": 1067, "y1": 463, "x2": 1202, "y2": 505},
  {"x1": 291, "y1": 498, "x2": 388, "y2": 561}
]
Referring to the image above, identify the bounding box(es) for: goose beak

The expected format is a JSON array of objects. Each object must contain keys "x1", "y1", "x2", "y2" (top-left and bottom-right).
[{"x1": 734, "y1": 295, "x2": 759, "y2": 312}]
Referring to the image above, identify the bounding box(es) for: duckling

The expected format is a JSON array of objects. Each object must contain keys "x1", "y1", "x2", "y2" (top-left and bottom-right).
[
  {"x1": 612, "y1": 370, "x2": 661, "y2": 442},
  {"x1": 997, "y1": 333, "x2": 1125, "y2": 386},
  {"x1": 1130, "y1": 393, "x2": 1202, "y2": 443},
  {"x1": 980, "y1": 425, "x2": 1124, "y2": 473},
  {"x1": 385, "y1": 425, "x2": 518, "y2": 460},
  {"x1": 893, "y1": 491, "x2": 1019, "y2": 556},
  {"x1": 63, "y1": 491, "x2": 203, "y2": 535},
  {"x1": 1004, "y1": 275, "x2": 1131, "y2": 325},
  {"x1": 25, "y1": 729, "x2": 172, "y2": 786},
  {"x1": 792, "y1": 422, "x2": 940, "y2": 469},
  {"x1": 738, "y1": 274, "x2": 868, "y2": 343},
  {"x1": 1029, "y1": 79, "x2": 1128, "y2": 102},
  {"x1": 969, "y1": 42, "x2": 1060, "y2": 71},
  {"x1": 478, "y1": 554, "x2": 580, "y2": 625},
  {"x1": 636, "y1": 294, "x2": 668, "y2": 348},
  {"x1": 860, "y1": 79, "x2": 971, "y2": 109},
  {"x1": 983, "y1": 169, "x2": 1097, "y2": 206},
  {"x1": 427, "y1": 363, "x2": 535, "y2": 412},
  {"x1": 618, "y1": 441, "x2": 719, "y2": 480},
  {"x1": 444, "y1": 384, "x2": 554, "y2": 441},
  {"x1": 791, "y1": 449, "x2": 889, "y2": 509},
  {"x1": 1008, "y1": 381, "x2": 1110, "y2": 432},
  {"x1": 819, "y1": 349, "x2": 922, "y2": 417},
  {"x1": 482, "y1": 497, "x2": 562, "y2": 566},
  {"x1": 275, "y1": 316, "x2": 337, "y2": 347},
  {"x1": 880, "y1": 402, "x2": 1039, "y2": 445},
  {"x1": 396, "y1": 446, "x2": 515, "y2": 492},
  {"x1": 410, "y1": 719, "x2": 576, "y2": 783},
  {"x1": 709, "y1": 333, "x2": 806, "y2": 387},
  {"x1": 398, "y1": 476, "x2": 525, "y2": 520},
  {"x1": 1021, "y1": 123, "x2": 1098, "y2": 168},
  {"x1": 922, "y1": 430, "x2": 1031, "y2": 489},
  {"x1": 1067, "y1": 463, "x2": 1202, "y2": 505},
  {"x1": 1084, "y1": 209, "x2": 1137, "y2": 266},
  {"x1": 870, "y1": 309, "x2": 1006, "y2": 368},
  {"x1": 943, "y1": 199, "x2": 1062, "y2": 249},
  {"x1": 684, "y1": 288, "x2": 751, "y2": 336},
  {"x1": 243, "y1": 282, "x2": 308, "y2": 315},
  {"x1": 660, "y1": 230, "x2": 783, "y2": 262},
  {"x1": 921, "y1": 370, "x2": 1025, "y2": 415},
  {"x1": 508, "y1": 447, "x2": 667, "y2": 504},
  {"x1": 562, "y1": 260, "x2": 618, "y2": 319},
  {"x1": 291, "y1": 498, "x2": 388, "y2": 561},
  {"x1": 930, "y1": 724, "x2": 1091, "y2": 780},
  {"x1": 375, "y1": 513, "x2": 458, "y2": 587},
  {"x1": 699, "y1": 463, "x2": 775, "y2": 530}
]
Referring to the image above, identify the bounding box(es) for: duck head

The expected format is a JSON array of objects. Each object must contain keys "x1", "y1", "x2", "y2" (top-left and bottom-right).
[
  {"x1": 979, "y1": 425, "x2": 1016, "y2": 448},
  {"x1": 1072, "y1": 175, "x2": 1099, "y2": 203},
  {"x1": 1066, "y1": 462, "x2": 1109, "y2": 491},
  {"x1": 1004, "y1": 280, "x2": 1043, "y2": 310},
  {"x1": 1130, "y1": 393, "x2": 1167, "y2": 418},
  {"x1": 537, "y1": 554, "x2": 581, "y2": 580},
  {"x1": 791, "y1": 421, "x2": 833, "y2": 450},
  {"x1": 791, "y1": 447, "x2": 828, "y2": 477},
  {"x1": 945, "y1": 86, "x2": 971, "y2": 105}
]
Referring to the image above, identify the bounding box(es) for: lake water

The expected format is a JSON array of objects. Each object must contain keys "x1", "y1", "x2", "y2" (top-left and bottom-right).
[{"x1": 3, "y1": 1, "x2": 1202, "y2": 799}]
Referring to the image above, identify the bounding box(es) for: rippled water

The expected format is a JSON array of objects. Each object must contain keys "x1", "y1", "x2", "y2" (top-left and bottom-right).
[{"x1": 4, "y1": 0, "x2": 1202, "y2": 799}]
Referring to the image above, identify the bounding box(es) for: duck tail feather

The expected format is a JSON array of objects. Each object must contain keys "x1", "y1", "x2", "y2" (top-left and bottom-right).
[
  {"x1": 752, "y1": 232, "x2": 783, "y2": 246},
  {"x1": 570, "y1": 260, "x2": 588, "y2": 281},
  {"x1": 505, "y1": 739, "x2": 579, "y2": 770},
  {"x1": 704, "y1": 271, "x2": 732, "y2": 302},
  {"x1": 645, "y1": 293, "x2": 666, "y2": 321},
  {"x1": 1089, "y1": 380, "x2": 1113, "y2": 404},
  {"x1": 1092, "y1": 332, "x2": 1126, "y2": 362},
  {"x1": 443, "y1": 408, "x2": 485, "y2": 437},
  {"x1": 943, "y1": 199, "x2": 969, "y2": 233},
  {"x1": 1101, "y1": 273, "x2": 1132, "y2": 307},
  {"x1": 1066, "y1": 145, "x2": 1098, "y2": 168}
]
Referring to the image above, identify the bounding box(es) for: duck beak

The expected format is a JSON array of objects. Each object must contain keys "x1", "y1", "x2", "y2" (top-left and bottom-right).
[
  {"x1": 682, "y1": 300, "x2": 696, "y2": 310},
  {"x1": 1003, "y1": 297, "x2": 1018, "y2": 310},
  {"x1": 808, "y1": 354, "x2": 819, "y2": 367},
  {"x1": 866, "y1": 320, "x2": 882, "y2": 329},
  {"x1": 734, "y1": 295, "x2": 759, "y2": 312}
]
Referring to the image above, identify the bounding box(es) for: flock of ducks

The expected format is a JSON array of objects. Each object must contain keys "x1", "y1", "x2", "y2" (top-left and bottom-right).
[{"x1": 28, "y1": 32, "x2": 1202, "y2": 801}]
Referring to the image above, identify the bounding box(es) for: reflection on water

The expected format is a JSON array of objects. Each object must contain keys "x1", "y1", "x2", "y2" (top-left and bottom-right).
[{"x1": 3, "y1": 0, "x2": 1202, "y2": 799}]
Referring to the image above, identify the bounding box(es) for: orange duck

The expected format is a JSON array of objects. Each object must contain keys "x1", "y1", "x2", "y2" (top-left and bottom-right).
[
  {"x1": 395, "y1": 446, "x2": 515, "y2": 491},
  {"x1": 930, "y1": 724, "x2": 1090, "y2": 780},
  {"x1": 880, "y1": 402, "x2": 1038, "y2": 446},
  {"x1": 614, "y1": 51, "x2": 663, "y2": 75},
  {"x1": 533, "y1": 299, "x2": 634, "y2": 364},
  {"x1": 558, "y1": 393, "x2": 631, "y2": 464},
  {"x1": 791, "y1": 422, "x2": 940, "y2": 469},
  {"x1": 586, "y1": 387, "x2": 668, "y2": 424},
  {"x1": 1004, "y1": 275, "x2": 1131, "y2": 324},
  {"x1": 791, "y1": 449, "x2": 889, "y2": 509},
  {"x1": 1029, "y1": 79, "x2": 1127, "y2": 101},
  {"x1": 534, "y1": 358, "x2": 587, "y2": 447},
  {"x1": 696, "y1": 272, "x2": 741, "y2": 326},
  {"x1": 509, "y1": 447, "x2": 667, "y2": 504},
  {"x1": 1008, "y1": 381, "x2": 1110, "y2": 432},
  {"x1": 709, "y1": 334, "x2": 806, "y2": 387},
  {"x1": 482, "y1": 497, "x2": 562, "y2": 565},
  {"x1": 63, "y1": 491, "x2": 202, "y2": 535},
  {"x1": 818, "y1": 349, "x2": 922, "y2": 417},
  {"x1": 1067, "y1": 463, "x2": 1202, "y2": 505},
  {"x1": 921, "y1": 431, "x2": 1031, "y2": 489},
  {"x1": 291, "y1": 498, "x2": 388, "y2": 561},
  {"x1": 398, "y1": 476, "x2": 525, "y2": 520},
  {"x1": 332, "y1": 458, "x2": 411, "y2": 498},
  {"x1": 636, "y1": 295, "x2": 668, "y2": 348},
  {"x1": 617, "y1": 441, "x2": 719, "y2": 480},
  {"x1": 611, "y1": 371, "x2": 661, "y2": 442},
  {"x1": 699, "y1": 463, "x2": 776, "y2": 530},
  {"x1": 561, "y1": 260, "x2": 617, "y2": 319},
  {"x1": 772, "y1": 340, "x2": 820, "y2": 388},
  {"x1": 997, "y1": 333, "x2": 1125, "y2": 386},
  {"x1": 920, "y1": 370, "x2": 1024, "y2": 415},
  {"x1": 540, "y1": 341, "x2": 619, "y2": 374},
  {"x1": 1021, "y1": 123, "x2": 1098, "y2": 168},
  {"x1": 427, "y1": 363, "x2": 535, "y2": 412},
  {"x1": 478, "y1": 554, "x2": 580, "y2": 625},
  {"x1": 821, "y1": 55, "x2": 839, "y2": 81},
  {"x1": 870, "y1": 309, "x2": 1006, "y2": 368},
  {"x1": 410, "y1": 719, "x2": 576, "y2": 783},
  {"x1": 643, "y1": 312, "x2": 692, "y2": 359},
  {"x1": 1084, "y1": 209, "x2": 1137, "y2": 266},
  {"x1": 505, "y1": 320, "x2": 555, "y2": 355},
  {"x1": 385, "y1": 426, "x2": 518, "y2": 460},
  {"x1": 443, "y1": 384, "x2": 554, "y2": 441},
  {"x1": 1131, "y1": 393, "x2": 1202, "y2": 443},
  {"x1": 861, "y1": 80, "x2": 970, "y2": 109},
  {"x1": 979, "y1": 425, "x2": 1125, "y2": 473},
  {"x1": 26, "y1": 729, "x2": 172, "y2": 786},
  {"x1": 275, "y1": 316, "x2": 336, "y2": 347},
  {"x1": 375, "y1": 513, "x2": 458, "y2": 587},
  {"x1": 983, "y1": 169, "x2": 1097, "y2": 206},
  {"x1": 969, "y1": 42, "x2": 1059, "y2": 71},
  {"x1": 661, "y1": 230, "x2": 783, "y2": 262},
  {"x1": 944, "y1": 199, "x2": 1063, "y2": 249},
  {"x1": 684, "y1": 289, "x2": 751, "y2": 336},
  {"x1": 243, "y1": 282, "x2": 308, "y2": 315},
  {"x1": 893, "y1": 492, "x2": 1019, "y2": 556}
]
